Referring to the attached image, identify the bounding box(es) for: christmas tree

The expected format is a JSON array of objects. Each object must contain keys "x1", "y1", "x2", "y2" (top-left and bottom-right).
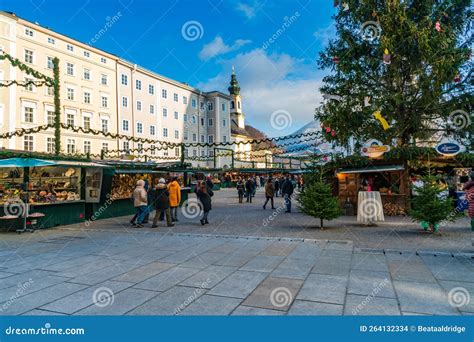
[
  {"x1": 298, "y1": 168, "x2": 341, "y2": 229},
  {"x1": 409, "y1": 176, "x2": 456, "y2": 232}
]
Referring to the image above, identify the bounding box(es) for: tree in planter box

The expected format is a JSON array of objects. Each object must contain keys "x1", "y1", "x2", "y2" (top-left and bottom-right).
[
  {"x1": 409, "y1": 176, "x2": 457, "y2": 233},
  {"x1": 297, "y1": 167, "x2": 341, "y2": 229}
]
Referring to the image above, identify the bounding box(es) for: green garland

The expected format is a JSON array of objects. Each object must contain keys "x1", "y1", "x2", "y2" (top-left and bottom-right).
[
  {"x1": 53, "y1": 57, "x2": 62, "y2": 155},
  {"x1": 0, "y1": 51, "x2": 54, "y2": 85},
  {"x1": 0, "y1": 124, "x2": 54, "y2": 139},
  {"x1": 0, "y1": 80, "x2": 51, "y2": 88}
]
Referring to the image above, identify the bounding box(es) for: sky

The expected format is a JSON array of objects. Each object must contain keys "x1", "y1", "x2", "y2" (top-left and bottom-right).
[{"x1": 1, "y1": 0, "x2": 337, "y2": 137}]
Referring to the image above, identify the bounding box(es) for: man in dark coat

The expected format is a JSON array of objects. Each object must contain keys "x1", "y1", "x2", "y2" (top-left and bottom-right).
[
  {"x1": 245, "y1": 178, "x2": 254, "y2": 203},
  {"x1": 274, "y1": 178, "x2": 280, "y2": 197},
  {"x1": 281, "y1": 176, "x2": 295, "y2": 213},
  {"x1": 152, "y1": 178, "x2": 174, "y2": 227}
]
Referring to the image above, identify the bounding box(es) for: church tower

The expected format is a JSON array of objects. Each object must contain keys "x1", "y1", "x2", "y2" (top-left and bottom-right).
[{"x1": 228, "y1": 67, "x2": 245, "y2": 129}]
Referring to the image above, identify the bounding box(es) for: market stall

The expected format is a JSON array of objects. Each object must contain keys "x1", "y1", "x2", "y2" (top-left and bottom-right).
[{"x1": 0, "y1": 158, "x2": 112, "y2": 231}]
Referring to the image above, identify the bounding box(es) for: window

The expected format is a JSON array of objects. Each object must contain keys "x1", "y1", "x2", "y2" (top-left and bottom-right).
[
  {"x1": 24, "y1": 136, "x2": 33, "y2": 151},
  {"x1": 24, "y1": 49, "x2": 33, "y2": 64},
  {"x1": 223, "y1": 119, "x2": 227, "y2": 127},
  {"x1": 83, "y1": 141, "x2": 91, "y2": 154},
  {"x1": 123, "y1": 141, "x2": 130, "y2": 152},
  {"x1": 209, "y1": 150, "x2": 214, "y2": 157},
  {"x1": 174, "y1": 93, "x2": 178, "y2": 102},
  {"x1": 183, "y1": 96, "x2": 188, "y2": 104},
  {"x1": 67, "y1": 139, "x2": 76, "y2": 153},
  {"x1": 100, "y1": 57, "x2": 107, "y2": 64},
  {"x1": 67, "y1": 88, "x2": 75, "y2": 100},
  {"x1": 183, "y1": 114, "x2": 188, "y2": 122},
  {"x1": 46, "y1": 137, "x2": 55, "y2": 153},
  {"x1": 47, "y1": 86, "x2": 54, "y2": 96},
  {"x1": 83, "y1": 51, "x2": 90, "y2": 57},
  {"x1": 83, "y1": 92, "x2": 91, "y2": 104},
  {"x1": 163, "y1": 128, "x2": 168, "y2": 137},
  {"x1": 192, "y1": 149, "x2": 197, "y2": 157},
  {"x1": 184, "y1": 131, "x2": 188, "y2": 140},
  {"x1": 83, "y1": 68, "x2": 91, "y2": 80},
  {"x1": 47, "y1": 37, "x2": 55, "y2": 45},
  {"x1": 231, "y1": 101, "x2": 235, "y2": 109},
  {"x1": 191, "y1": 98, "x2": 196, "y2": 108},
  {"x1": 174, "y1": 130, "x2": 179, "y2": 139},
  {"x1": 101, "y1": 96, "x2": 108, "y2": 108},
  {"x1": 102, "y1": 143, "x2": 108, "y2": 152},
  {"x1": 162, "y1": 108, "x2": 168, "y2": 117},
  {"x1": 47, "y1": 111, "x2": 55, "y2": 125},
  {"x1": 149, "y1": 104, "x2": 155, "y2": 114},
  {"x1": 137, "y1": 143, "x2": 143, "y2": 153},
  {"x1": 208, "y1": 118, "x2": 213, "y2": 126},
  {"x1": 201, "y1": 150, "x2": 205, "y2": 157},
  {"x1": 200, "y1": 135, "x2": 205, "y2": 143},
  {"x1": 25, "y1": 78, "x2": 34, "y2": 92},
  {"x1": 122, "y1": 96, "x2": 128, "y2": 107},
  {"x1": 47, "y1": 56, "x2": 54, "y2": 69},
  {"x1": 24, "y1": 107, "x2": 34, "y2": 123},
  {"x1": 121, "y1": 74, "x2": 128, "y2": 85},
  {"x1": 122, "y1": 120, "x2": 129, "y2": 131},
  {"x1": 148, "y1": 84, "x2": 154, "y2": 94},
  {"x1": 150, "y1": 145, "x2": 156, "y2": 155},
  {"x1": 101, "y1": 119, "x2": 109, "y2": 133},
  {"x1": 136, "y1": 122, "x2": 143, "y2": 134},
  {"x1": 163, "y1": 150, "x2": 169, "y2": 157},
  {"x1": 25, "y1": 28, "x2": 34, "y2": 37},
  {"x1": 66, "y1": 44, "x2": 74, "y2": 52},
  {"x1": 162, "y1": 89, "x2": 167, "y2": 98},
  {"x1": 192, "y1": 133, "x2": 197, "y2": 142},
  {"x1": 174, "y1": 111, "x2": 178, "y2": 120},
  {"x1": 136, "y1": 80, "x2": 141, "y2": 90},
  {"x1": 208, "y1": 102, "x2": 213, "y2": 111},
  {"x1": 66, "y1": 113, "x2": 75, "y2": 126},
  {"x1": 175, "y1": 147, "x2": 180, "y2": 157},
  {"x1": 136, "y1": 101, "x2": 142, "y2": 111},
  {"x1": 208, "y1": 135, "x2": 214, "y2": 144},
  {"x1": 192, "y1": 116, "x2": 197, "y2": 124},
  {"x1": 223, "y1": 135, "x2": 227, "y2": 143},
  {"x1": 101, "y1": 74, "x2": 108, "y2": 86},
  {"x1": 184, "y1": 148, "x2": 189, "y2": 157},
  {"x1": 66, "y1": 62, "x2": 74, "y2": 76},
  {"x1": 201, "y1": 118, "x2": 205, "y2": 126},
  {"x1": 150, "y1": 125, "x2": 156, "y2": 135},
  {"x1": 83, "y1": 116, "x2": 91, "y2": 130},
  {"x1": 238, "y1": 101, "x2": 241, "y2": 109},
  {"x1": 222, "y1": 103, "x2": 226, "y2": 111}
]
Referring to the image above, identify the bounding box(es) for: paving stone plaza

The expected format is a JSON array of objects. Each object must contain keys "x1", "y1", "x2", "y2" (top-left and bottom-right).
[{"x1": 1, "y1": 189, "x2": 473, "y2": 316}]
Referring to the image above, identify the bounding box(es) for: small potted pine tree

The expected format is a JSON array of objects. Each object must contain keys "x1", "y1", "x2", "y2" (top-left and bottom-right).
[
  {"x1": 297, "y1": 167, "x2": 341, "y2": 229},
  {"x1": 409, "y1": 175, "x2": 456, "y2": 233}
]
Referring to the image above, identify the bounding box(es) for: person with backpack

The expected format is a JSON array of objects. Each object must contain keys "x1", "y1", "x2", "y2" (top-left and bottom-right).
[
  {"x1": 236, "y1": 178, "x2": 245, "y2": 203},
  {"x1": 152, "y1": 178, "x2": 174, "y2": 228},
  {"x1": 263, "y1": 178, "x2": 276, "y2": 210},
  {"x1": 196, "y1": 182, "x2": 213, "y2": 225},
  {"x1": 132, "y1": 180, "x2": 148, "y2": 227}
]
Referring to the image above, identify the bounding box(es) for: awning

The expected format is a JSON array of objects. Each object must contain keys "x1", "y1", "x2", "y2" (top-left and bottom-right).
[
  {"x1": 337, "y1": 165, "x2": 404, "y2": 174},
  {"x1": 0, "y1": 158, "x2": 56, "y2": 168}
]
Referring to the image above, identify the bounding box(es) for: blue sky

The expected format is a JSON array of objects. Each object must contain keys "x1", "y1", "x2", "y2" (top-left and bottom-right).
[{"x1": 2, "y1": 0, "x2": 337, "y2": 136}]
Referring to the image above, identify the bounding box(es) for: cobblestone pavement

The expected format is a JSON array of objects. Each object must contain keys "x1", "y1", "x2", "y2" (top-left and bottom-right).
[{"x1": 0, "y1": 188, "x2": 472, "y2": 316}]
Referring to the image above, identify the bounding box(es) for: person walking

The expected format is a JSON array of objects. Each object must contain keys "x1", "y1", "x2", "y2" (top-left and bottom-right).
[
  {"x1": 196, "y1": 182, "x2": 213, "y2": 225},
  {"x1": 263, "y1": 178, "x2": 275, "y2": 210},
  {"x1": 278, "y1": 177, "x2": 285, "y2": 197},
  {"x1": 274, "y1": 178, "x2": 280, "y2": 197},
  {"x1": 236, "y1": 178, "x2": 245, "y2": 203},
  {"x1": 245, "y1": 178, "x2": 253, "y2": 203},
  {"x1": 132, "y1": 180, "x2": 148, "y2": 227},
  {"x1": 464, "y1": 171, "x2": 474, "y2": 231},
  {"x1": 152, "y1": 178, "x2": 174, "y2": 228},
  {"x1": 281, "y1": 176, "x2": 295, "y2": 213},
  {"x1": 206, "y1": 176, "x2": 214, "y2": 192},
  {"x1": 168, "y1": 177, "x2": 181, "y2": 222}
]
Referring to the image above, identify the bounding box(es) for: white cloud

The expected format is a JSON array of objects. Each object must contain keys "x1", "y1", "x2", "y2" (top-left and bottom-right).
[
  {"x1": 198, "y1": 48, "x2": 324, "y2": 136},
  {"x1": 236, "y1": 2, "x2": 259, "y2": 19},
  {"x1": 199, "y1": 36, "x2": 251, "y2": 60},
  {"x1": 313, "y1": 23, "x2": 337, "y2": 47}
]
